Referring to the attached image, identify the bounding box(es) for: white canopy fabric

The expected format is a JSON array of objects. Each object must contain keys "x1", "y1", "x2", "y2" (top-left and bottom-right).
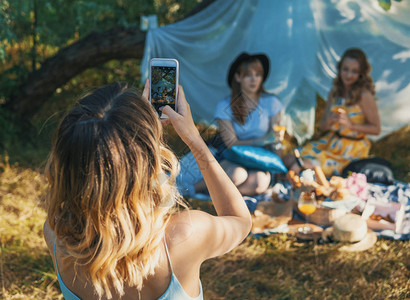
[{"x1": 141, "y1": 0, "x2": 410, "y2": 143}]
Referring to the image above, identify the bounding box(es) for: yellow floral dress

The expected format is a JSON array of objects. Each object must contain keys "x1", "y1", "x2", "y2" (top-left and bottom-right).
[{"x1": 300, "y1": 103, "x2": 371, "y2": 177}]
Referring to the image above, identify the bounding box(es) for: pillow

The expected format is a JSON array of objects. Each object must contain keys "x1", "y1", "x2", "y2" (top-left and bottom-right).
[{"x1": 222, "y1": 145, "x2": 288, "y2": 173}]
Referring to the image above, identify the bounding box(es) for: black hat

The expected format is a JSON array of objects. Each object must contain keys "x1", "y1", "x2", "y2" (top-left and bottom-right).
[{"x1": 227, "y1": 52, "x2": 270, "y2": 87}]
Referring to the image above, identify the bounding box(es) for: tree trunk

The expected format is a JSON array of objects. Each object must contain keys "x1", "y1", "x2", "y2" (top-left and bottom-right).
[
  {"x1": 4, "y1": 0, "x2": 216, "y2": 118},
  {"x1": 6, "y1": 27, "x2": 146, "y2": 117}
]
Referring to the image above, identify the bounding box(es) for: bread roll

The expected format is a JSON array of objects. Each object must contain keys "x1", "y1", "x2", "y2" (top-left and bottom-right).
[{"x1": 314, "y1": 166, "x2": 329, "y2": 188}]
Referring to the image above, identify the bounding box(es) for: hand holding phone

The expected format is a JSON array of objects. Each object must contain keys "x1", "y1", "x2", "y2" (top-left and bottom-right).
[
  {"x1": 161, "y1": 85, "x2": 201, "y2": 147},
  {"x1": 149, "y1": 58, "x2": 179, "y2": 118}
]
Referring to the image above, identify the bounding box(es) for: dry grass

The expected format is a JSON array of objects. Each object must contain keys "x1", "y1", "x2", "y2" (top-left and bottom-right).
[
  {"x1": 201, "y1": 235, "x2": 410, "y2": 299},
  {"x1": 0, "y1": 156, "x2": 62, "y2": 299},
  {"x1": 0, "y1": 127, "x2": 409, "y2": 299},
  {"x1": 190, "y1": 200, "x2": 410, "y2": 299}
]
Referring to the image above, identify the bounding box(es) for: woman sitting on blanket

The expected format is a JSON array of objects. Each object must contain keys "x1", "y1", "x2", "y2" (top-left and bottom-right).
[
  {"x1": 197, "y1": 52, "x2": 284, "y2": 196},
  {"x1": 292, "y1": 48, "x2": 381, "y2": 177}
]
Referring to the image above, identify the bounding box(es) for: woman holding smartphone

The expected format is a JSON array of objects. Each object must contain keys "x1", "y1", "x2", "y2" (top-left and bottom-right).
[
  {"x1": 43, "y1": 81, "x2": 251, "y2": 299},
  {"x1": 293, "y1": 48, "x2": 381, "y2": 177},
  {"x1": 210, "y1": 52, "x2": 283, "y2": 196}
]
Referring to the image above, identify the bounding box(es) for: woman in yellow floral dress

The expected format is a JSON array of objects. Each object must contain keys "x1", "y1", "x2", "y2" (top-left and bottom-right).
[{"x1": 297, "y1": 48, "x2": 381, "y2": 177}]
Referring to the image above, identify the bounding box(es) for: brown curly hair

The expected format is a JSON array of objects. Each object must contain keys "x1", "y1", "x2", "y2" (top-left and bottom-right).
[{"x1": 329, "y1": 48, "x2": 375, "y2": 105}]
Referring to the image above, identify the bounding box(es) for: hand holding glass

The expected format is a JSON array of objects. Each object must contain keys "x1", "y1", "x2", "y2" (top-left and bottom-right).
[
  {"x1": 273, "y1": 125, "x2": 286, "y2": 142},
  {"x1": 332, "y1": 97, "x2": 346, "y2": 114}
]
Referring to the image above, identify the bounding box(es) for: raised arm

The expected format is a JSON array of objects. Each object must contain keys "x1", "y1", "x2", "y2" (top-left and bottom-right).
[{"x1": 159, "y1": 84, "x2": 252, "y2": 260}]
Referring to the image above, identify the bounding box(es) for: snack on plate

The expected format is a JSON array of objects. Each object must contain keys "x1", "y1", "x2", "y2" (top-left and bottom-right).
[
  {"x1": 314, "y1": 166, "x2": 329, "y2": 188},
  {"x1": 288, "y1": 170, "x2": 351, "y2": 201},
  {"x1": 287, "y1": 170, "x2": 301, "y2": 189},
  {"x1": 315, "y1": 185, "x2": 333, "y2": 197},
  {"x1": 329, "y1": 176, "x2": 346, "y2": 190},
  {"x1": 369, "y1": 214, "x2": 394, "y2": 223},
  {"x1": 251, "y1": 210, "x2": 276, "y2": 233}
]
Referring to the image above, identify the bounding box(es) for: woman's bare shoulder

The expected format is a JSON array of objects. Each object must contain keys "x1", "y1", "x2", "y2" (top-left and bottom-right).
[
  {"x1": 167, "y1": 210, "x2": 209, "y2": 244},
  {"x1": 360, "y1": 89, "x2": 375, "y2": 100}
]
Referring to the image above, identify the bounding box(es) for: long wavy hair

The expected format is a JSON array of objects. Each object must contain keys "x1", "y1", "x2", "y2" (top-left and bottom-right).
[
  {"x1": 329, "y1": 48, "x2": 375, "y2": 105},
  {"x1": 230, "y1": 58, "x2": 266, "y2": 124},
  {"x1": 45, "y1": 82, "x2": 183, "y2": 299}
]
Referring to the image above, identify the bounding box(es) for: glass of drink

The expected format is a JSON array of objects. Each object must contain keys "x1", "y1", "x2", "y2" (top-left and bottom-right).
[
  {"x1": 269, "y1": 125, "x2": 286, "y2": 153},
  {"x1": 273, "y1": 125, "x2": 286, "y2": 142},
  {"x1": 270, "y1": 111, "x2": 286, "y2": 152},
  {"x1": 331, "y1": 97, "x2": 346, "y2": 114},
  {"x1": 297, "y1": 191, "x2": 317, "y2": 234}
]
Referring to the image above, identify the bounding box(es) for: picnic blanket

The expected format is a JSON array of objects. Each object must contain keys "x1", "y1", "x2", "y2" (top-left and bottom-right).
[
  {"x1": 258, "y1": 181, "x2": 410, "y2": 240},
  {"x1": 176, "y1": 150, "x2": 410, "y2": 240}
]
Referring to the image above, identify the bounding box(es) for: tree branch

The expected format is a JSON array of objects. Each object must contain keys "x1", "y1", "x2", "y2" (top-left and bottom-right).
[
  {"x1": 5, "y1": 26, "x2": 146, "y2": 117},
  {"x1": 3, "y1": 0, "x2": 217, "y2": 118}
]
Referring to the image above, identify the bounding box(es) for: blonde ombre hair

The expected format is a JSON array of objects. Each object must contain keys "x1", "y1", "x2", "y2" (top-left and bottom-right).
[{"x1": 45, "y1": 82, "x2": 183, "y2": 299}]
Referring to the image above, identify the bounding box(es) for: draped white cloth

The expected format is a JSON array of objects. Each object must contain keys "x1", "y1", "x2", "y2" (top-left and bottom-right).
[{"x1": 141, "y1": 0, "x2": 410, "y2": 143}]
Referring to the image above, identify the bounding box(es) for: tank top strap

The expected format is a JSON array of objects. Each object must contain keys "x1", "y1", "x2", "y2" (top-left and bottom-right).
[
  {"x1": 163, "y1": 234, "x2": 175, "y2": 274},
  {"x1": 53, "y1": 237, "x2": 60, "y2": 273},
  {"x1": 53, "y1": 238, "x2": 82, "y2": 300}
]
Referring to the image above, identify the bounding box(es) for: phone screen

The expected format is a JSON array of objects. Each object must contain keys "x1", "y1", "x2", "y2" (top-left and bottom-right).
[{"x1": 150, "y1": 66, "x2": 177, "y2": 116}]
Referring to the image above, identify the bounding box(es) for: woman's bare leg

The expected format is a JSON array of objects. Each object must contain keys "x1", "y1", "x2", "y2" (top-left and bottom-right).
[
  {"x1": 219, "y1": 160, "x2": 248, "y2": 186},
  {"x1": 237, "y1": 170, "x2": 271, "y2": 196}
]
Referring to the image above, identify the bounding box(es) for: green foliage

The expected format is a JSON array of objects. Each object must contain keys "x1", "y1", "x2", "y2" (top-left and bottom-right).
[
  {"x1": 0, "y1": 107, "x2": 50, "y2": 168},
  {"x1": 0, "y1": 1, "x2": 14, "y2": 62},
  {"x1": 0, "y1": 0, "x2": 199, "y2": 112},
  {"x1": 378, "y1": 0, "x2": 402, "y2": 11},
  {"x1": 0, "y1": 0, "x2": 198, "y2": 60},
  {"x1": 379, "y1": 0, "x2": 392, "y2": 10},
  {"x1": 0, "y1": 0, "x2": 200, "y2": 168},
  {"x1": 0, "y1": 58, "x2": 143, "y2": 168},
  {"x1": 154, "y1": 0, "x2": 201, "y2": 24}
]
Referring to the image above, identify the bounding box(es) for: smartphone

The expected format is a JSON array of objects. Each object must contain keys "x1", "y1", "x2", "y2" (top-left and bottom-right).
[{"x1": 149, "y1": 58, "x2": 179, "y2": 118}]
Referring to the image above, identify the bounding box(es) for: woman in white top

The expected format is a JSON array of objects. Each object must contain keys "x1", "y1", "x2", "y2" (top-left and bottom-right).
[{"x1": 207, "y1": 52, "x2": 283, "y2": 196}]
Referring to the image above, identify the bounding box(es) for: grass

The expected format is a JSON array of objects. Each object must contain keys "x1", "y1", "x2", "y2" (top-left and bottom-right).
[
  {"x1": 0, "y1": 157, "x2": 61, "y2": 299},
  {"x1": 0, "y1": 91, "x2": 409, "y2": 299},
  {"x1": 1, "y1": 159, "x2": 409, "y2": 299},
  {"x1": 202, "y1": 236, "x2": 410, "y2": 299},
  {"x1": 191, "y1": 200, "x2": 410, "y2": 299}
]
